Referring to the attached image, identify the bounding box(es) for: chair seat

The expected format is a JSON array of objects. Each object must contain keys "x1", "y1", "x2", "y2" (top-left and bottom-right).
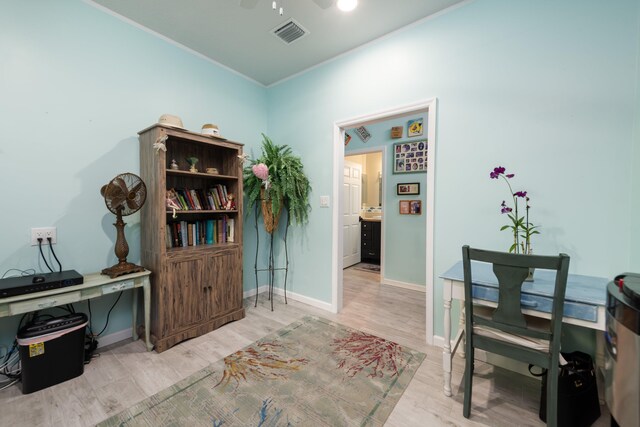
[{"x1": 473, "y1": 306, "x2": 551, "y2": 352}]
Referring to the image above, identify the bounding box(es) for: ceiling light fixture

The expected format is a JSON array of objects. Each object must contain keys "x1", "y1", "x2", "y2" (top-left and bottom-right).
[
  {"x1": 272, "y1": 0, "x2": 284, "y2": 16},
  {"x1": 337, "y1": 0, "x2": 358, "y2": 12}
]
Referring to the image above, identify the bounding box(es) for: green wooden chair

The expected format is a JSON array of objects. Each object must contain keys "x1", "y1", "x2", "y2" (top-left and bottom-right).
[{"x1": 461, "y1": 245, "x2": 570, "y2": 426}]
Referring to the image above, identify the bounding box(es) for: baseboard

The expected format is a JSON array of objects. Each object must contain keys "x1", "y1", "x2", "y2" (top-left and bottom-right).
[
  {"x1": 247, "y1": 284, "x2": 333, "y2": 312},
  {"x1": 432, "y1": 335, "x2": 536, "y2": 378},
  {"x1": 243, "y1": 285, "x2": 268, "y2": 299},
  {"x1": 97, "y1": 328, "x2": 133, "y2": 349},
  {"x1": 382, "y1": 278, "x2": 426, "y2": 293}
]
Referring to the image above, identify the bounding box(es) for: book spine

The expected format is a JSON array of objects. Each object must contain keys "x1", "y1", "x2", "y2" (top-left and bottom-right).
[
  {"x1": 222, "y1": 215, "x2": 227, "y2": 243},
  {"x1": 175, "y1": 222, "x2": 182, "y2": 247},
  {"x1": 206, "y1": 220, "x2": 214, "y2": 244},
  {"x1": 181, "y1": 220, "x2": 188, "y2": 247},
  {"x1": 189, "y1": 190, "x2": 202, "y2": 210},
  {"x1": 174, "y1": 190, "x2": 188, "y2": 210},
  {"x1": 187, "y1": 223, "x2": 194, "y2": 246}
]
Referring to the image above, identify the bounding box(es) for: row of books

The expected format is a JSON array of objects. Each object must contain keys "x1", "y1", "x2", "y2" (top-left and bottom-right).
[
  {"x1": 166, "y1": 217, "x2": 235, "y2": 248},
  {"x1": 167, "y1": 185, "x2": 231, "y2": 211}
]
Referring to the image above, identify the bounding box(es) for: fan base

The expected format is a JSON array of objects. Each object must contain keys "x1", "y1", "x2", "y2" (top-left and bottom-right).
[{"x1": 101, "y1": 262, "x2": 145, "y2": 279}]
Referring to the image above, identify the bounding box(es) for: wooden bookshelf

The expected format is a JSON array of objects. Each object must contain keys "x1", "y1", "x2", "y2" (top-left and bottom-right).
[{"x1": 138, "y1": 124, "x2": 245, "y2": 352}]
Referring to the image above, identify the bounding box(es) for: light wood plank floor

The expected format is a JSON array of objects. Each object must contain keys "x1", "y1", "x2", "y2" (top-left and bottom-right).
[{"x1": 0, "y1": 266, "x2": 609, "y2": 426}]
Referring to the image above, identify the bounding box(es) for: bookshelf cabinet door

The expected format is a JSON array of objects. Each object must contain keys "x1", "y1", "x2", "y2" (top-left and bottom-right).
[
  {"x1": 205, "y1": 247, "x2": 242, "y2": 318},
  {"x1": 163, "y1": 257, "x2": 206, "y2": 334}
]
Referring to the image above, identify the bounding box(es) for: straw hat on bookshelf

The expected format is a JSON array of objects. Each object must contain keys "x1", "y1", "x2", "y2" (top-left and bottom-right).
[
  {"x1": 201, "y1": 123, "x2": 221, "y2": 137},
  {"x1": 157, "y1": 114, "x2": 184, "y2": 129}
]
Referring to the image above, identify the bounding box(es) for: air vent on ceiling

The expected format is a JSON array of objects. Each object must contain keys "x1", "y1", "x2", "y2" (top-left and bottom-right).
[{"x1": 271, "y1": 19, "x2": 309, "y2": 45}]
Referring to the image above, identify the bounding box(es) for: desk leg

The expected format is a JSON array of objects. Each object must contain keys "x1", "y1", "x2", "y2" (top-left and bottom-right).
[
  {"x1": 143, "y1": 277, "x2": 152, "y2": 351},
  {"x1": 459, "y1": 300, "x2": 466, "y2": 359},
  {"x1": 443, "y1": 281, "x2": 453, "y2": 397},
  {"x1": 132, "y1": 286, "x2": 139, "y2": 342}
]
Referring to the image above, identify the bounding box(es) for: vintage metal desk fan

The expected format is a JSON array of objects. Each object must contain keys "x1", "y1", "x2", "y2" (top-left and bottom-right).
[{"x1": 101, "y1": 173, "x2": 147, "y2": 278}]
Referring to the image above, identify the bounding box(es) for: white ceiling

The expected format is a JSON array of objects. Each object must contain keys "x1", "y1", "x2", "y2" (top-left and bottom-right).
[{"x1": 91, "y1": 0, "x2": 465, "y2": 86}]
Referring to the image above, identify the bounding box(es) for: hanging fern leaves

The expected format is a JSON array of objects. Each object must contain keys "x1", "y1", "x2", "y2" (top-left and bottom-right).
[{"x1": 243, "y1": 134, "x2": 312, "y2": 227}]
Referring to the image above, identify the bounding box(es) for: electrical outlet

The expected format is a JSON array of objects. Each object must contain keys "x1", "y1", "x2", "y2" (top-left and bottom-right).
[{"x1": 31, "y1": 227, "x2": 57, "y2": 246}]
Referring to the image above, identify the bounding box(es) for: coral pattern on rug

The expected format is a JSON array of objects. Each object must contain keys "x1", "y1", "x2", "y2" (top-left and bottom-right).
[
  {"x1": 215, "y1": 342, "x2": 308, "y2": 390},
  {"x1": 97, "y1": 316, "x2": 425, "y2": 427},
  {"x1": 332, "y1": 330, "x2": 403, "y2": 378}
]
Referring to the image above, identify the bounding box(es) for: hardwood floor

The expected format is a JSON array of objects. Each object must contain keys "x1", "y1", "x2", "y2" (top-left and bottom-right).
[{"x1": 0, "y1": 266, "x2": 609, "y2": 426}]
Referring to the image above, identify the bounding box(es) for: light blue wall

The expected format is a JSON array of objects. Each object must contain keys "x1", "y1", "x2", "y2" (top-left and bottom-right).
[
  {"x1": 0, "y1": 1, "x2": 267, "y2": 347},
  {"x1": 1, "y1": 0, "x2": 639, "y2": 351},
  {"x1": 346, "y1": 115, "x2": 427, "y2": 286},
  {"x1": 267, "y1": 0, "x2": 640, "y2": 339}
]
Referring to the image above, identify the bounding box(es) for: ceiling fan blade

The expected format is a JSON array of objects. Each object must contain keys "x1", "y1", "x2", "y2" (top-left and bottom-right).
[
  {"x1": 312, "y1": 0, "x2": 334, "y2": 9},
  {"x1": 240, "y1": 0, "x2": 260, "y2": 9}
]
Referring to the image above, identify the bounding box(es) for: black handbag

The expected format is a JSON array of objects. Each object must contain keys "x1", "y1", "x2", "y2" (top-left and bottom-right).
[{"x1": 529, "y1": 351, "x2": 601, "y2": 426}]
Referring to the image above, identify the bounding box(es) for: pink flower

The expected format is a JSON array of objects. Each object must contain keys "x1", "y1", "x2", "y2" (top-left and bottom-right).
[{"x1": 252, "y1": 163, "x2": 269, "y2": 181}]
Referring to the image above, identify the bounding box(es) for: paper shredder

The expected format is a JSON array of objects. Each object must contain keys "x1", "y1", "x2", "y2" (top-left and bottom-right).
[{"x1": 17, "y1": 313, "x2": 88, "y2": 394}]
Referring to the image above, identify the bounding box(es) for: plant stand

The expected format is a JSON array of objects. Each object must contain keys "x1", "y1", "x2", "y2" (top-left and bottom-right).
[{"x1": 253, "y1": 203, "x2": 289, "y2": 311}]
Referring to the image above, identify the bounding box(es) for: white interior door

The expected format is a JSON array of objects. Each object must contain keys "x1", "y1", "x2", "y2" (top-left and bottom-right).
[{"x1": 343, "y1": 160, "x2": 362, "y2": 268}]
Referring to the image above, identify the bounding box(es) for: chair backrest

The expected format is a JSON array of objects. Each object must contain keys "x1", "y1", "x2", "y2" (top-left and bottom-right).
[{"x1": 462, "y1": 246, "x2": 570, "y2": 342}]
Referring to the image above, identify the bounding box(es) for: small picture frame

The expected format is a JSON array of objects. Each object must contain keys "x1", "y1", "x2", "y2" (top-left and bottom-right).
[
  {"x1": 344, "y1": 133, "x2": 352, "y2": 146},
  {"x1": 391, "y1": 126, "x2": 403, "y2": 139},
  {"x1": 410, "y1": 200, "x2": 422, "y2": 214},
  {"x1": 397, "y1": 182, "x2": 420, "y2": 195},
  {"x1": 407, "y1": 118, "x2": 424, "y2": 137},
  {"x1": 354, "y1": 126, "x2": 371, "y2": 143},
  {"x1": 399, "y1": 200, "x2": 422, "y2": 215}
]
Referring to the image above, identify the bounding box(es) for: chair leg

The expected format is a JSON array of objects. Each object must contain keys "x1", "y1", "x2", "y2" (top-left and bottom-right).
[
  {"x1": 463, "y1": 344, "x2": 474, "y2": 418},
  {"x1": 546, "y1": 363, "x2": 559, "y2": 427}
]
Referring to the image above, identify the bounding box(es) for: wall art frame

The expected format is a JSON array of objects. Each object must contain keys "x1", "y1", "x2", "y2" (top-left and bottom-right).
[
  {"x1": 397, "y1": 182, "x2": 420, "y2": 195},
  {"x1": 407, "y1": 118, "x2": 424, "y2": 137},
  {"x1": 393, "y1": 140, "x2": 427, "y2": 174}
]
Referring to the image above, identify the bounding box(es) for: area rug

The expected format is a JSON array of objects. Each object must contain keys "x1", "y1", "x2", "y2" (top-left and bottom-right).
[
  {"x1": 352, "y1": 263, "x2": 381, "y2": 273},
  {"x1": 98, "y1": 315, "x2": 424, "y2": 426}
]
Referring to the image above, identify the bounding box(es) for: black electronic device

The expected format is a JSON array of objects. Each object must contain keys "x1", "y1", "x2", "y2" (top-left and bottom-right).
[{"x1": 0, "y1": 270, "x2": 84, "y2": 298}]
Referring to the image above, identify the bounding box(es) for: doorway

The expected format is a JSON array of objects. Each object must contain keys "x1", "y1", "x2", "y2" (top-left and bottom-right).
[
  {"x1": 331, "y1": 98, "x2": 437, "y2": 345},
  {"x1": 344, "y1": 150, "x2": 383, "y2": 270}
]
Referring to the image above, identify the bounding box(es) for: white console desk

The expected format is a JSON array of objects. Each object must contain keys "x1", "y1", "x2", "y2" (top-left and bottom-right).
[
  {"x1": 440, "y1": 261, "x2": 608, "y2": 397},
  {"x1": 0, "y1": 270, "x2": 152, "y2": 351}
]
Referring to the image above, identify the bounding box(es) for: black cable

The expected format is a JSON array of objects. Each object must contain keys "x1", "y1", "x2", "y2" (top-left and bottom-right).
[
  {"x1": 87, "y1": 299, "x2": 94, "y2": 337},
  {"x1": 37, "y1": 239, "x2": 53, "y2": 273},
  {"x1": 97, "y1": 291, "x2": 123, "y2": 336},
  {"x1": 47, "y1": 237, "x2": 62, "y2": 272}
]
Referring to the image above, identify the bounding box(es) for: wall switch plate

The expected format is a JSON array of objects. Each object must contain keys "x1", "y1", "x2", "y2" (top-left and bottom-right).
[
  {"x1": 31, "y1": 227, "x2": 57, "y2": 246},
  {"x1": 320, "y1": 195, "x2": 330, "y2": 207}
]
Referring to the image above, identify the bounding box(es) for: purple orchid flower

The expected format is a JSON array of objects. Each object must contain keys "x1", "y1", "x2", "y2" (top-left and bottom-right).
[
  {"x1": 490, "y1": 166, "x2": 538, "y2": 254},
  {"x1": 489, "y1": 166, "x2": 506, "y2": 179}
]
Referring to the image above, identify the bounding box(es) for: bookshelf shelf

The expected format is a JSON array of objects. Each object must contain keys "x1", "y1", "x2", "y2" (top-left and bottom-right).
[
  {"x1": 166, "y1": 170, "x2": 238, "y2": 180},
  {"x1": 139, "y1": 123, "x2": 245, "y2": 353},
  {"x1": 166, "y1": 210, "x2": 239, "y2": 215}
]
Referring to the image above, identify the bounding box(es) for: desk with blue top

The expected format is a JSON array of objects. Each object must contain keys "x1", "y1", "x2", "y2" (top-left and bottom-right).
[{"x1": 439, "y1": 260, "x2": 608, "y2": 397}]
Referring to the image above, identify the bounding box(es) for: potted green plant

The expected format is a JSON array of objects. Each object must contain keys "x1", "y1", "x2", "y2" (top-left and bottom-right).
[{"x1": 243, "y1": 134, "x2": 311, "y2": 233}]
